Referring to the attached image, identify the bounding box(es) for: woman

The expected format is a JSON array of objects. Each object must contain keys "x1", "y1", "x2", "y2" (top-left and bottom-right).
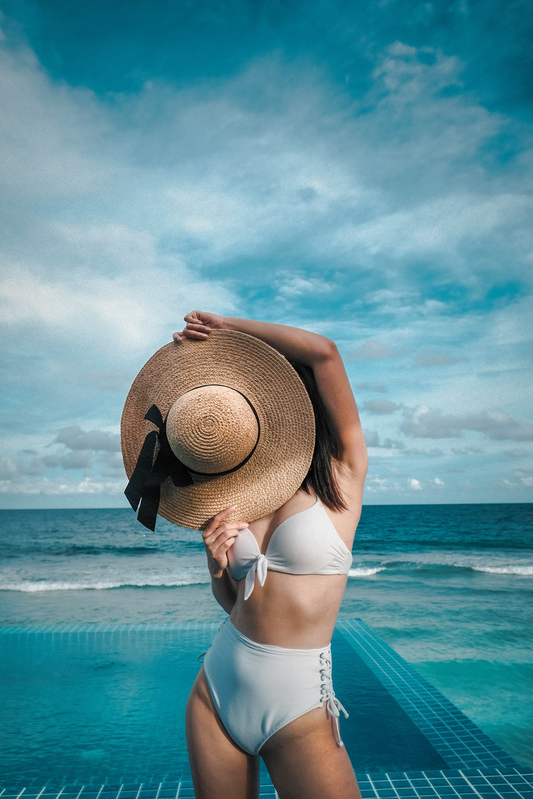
[{"x1": 174, "y1": 311, "x2": 368, "y2": 799}]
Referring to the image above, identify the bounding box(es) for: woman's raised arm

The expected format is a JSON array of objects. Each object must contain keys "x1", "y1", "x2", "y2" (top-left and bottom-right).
[{"x1": 173, "y1": 312, "x2": 367, "y2": 481}]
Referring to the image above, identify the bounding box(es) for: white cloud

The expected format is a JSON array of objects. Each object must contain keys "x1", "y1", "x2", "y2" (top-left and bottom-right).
[
  {"x1": 365, "y1": 430, "x2": 380, "y2": 447},
  {"x1": 0, "y1": 457, "x2": 17, "y2": 481},
  {"x1": 60, "y1": 450, "x2": 93, "y2": 470},
  {"x1": 0, "y1": 268, "x2": 151, "y2": 346},
  {"x1": 355, "y1": 383, "x2": 388, "y2": 393},
  {"x1": 451, "y1": 447, "x2": 484, "y2": 455},
  {"x1": 347, "y1": 339, "x2": 404, "y2": 360},
  {"x1": 341, "y1": 193, "x2": 529, "y2": 260},
  {"x1": 55, "y1": 426, "x2": 121, "y2": 452},
  {"x1": 403, "y1": 447, "x2": 445, "y2": 457},
  {"x1": 415, "y1": 349, "x2": 466, "y2": 367},
  {"x1": 409, "y1": 478, "x2": 423, "y2": 490},
  {"x1": 276, "y1": 274, "x2": 334, "y2": 299},
  {"x1": 0, "y1": 260, "x2": 234, "y2": 355},
  {"x1": 401, "y1": 405, "x2": 533, "y2": 440},
  {"x1": 504, "y1": 448, "x2": 529, "y2": 458},
  {"x1": 0, "y1": 41, "x2": 113, "y2": 202},
  {"x1": 361, "y1": 399, "x2": 401, "y2": 414},
  {"x1": 495, "y1": 470, "x2": 533, "y2": 491},
  {"x1": 364, "y1": 431, "x2": 405, "y2": 450},
  {"x1": 0, "y1": 476, "x2": 125, "y2": 496}
]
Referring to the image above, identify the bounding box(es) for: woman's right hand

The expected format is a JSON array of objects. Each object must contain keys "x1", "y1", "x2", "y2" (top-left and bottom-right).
[
  {"x1": 202, "y1": 506, "x2": 248, "y2": 579},
  {"x1": 173, "y1": 310, "x2": 225, "y2": 343}
]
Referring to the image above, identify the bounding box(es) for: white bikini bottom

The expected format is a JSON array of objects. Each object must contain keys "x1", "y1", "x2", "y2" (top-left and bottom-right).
[{"x1": 203, "y1": 618, "x2": 348, "y2": 756}]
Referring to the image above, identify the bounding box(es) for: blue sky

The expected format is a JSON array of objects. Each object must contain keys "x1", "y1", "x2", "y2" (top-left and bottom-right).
[{"x1": 0, "y1": 0, "x2": 532, "y2": 508}]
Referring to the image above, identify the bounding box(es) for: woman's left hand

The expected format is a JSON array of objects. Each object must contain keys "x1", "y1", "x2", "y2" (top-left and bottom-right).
[
  {"x1": 173, "y1": 310, "x2": 224, "y2": 343},
  {"x1": 202, "y1": 506, "x2": 247, "y2": 579}
]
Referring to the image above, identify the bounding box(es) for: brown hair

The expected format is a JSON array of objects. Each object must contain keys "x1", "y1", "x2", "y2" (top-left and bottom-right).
[{"x1": 289, "y1": 360, "x2": 347, "y2": 512}]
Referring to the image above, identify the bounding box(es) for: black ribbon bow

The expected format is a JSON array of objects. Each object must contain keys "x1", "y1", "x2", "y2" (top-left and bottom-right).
[{"x1": 124, "y1": 404, "x2": 193, "y2": 532}]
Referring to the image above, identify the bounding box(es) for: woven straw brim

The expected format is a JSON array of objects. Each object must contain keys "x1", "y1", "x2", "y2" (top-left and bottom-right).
[{"x1": 121, "y1": 330, "x2": 315, "y2": 530}]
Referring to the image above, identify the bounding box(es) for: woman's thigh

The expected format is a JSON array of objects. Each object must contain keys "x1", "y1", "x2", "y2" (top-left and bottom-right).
[
  {"x1": 260, "y1": 705, "x2": 361, "y2": 799},
  {"x1": 185, "y1": 667, "x2": 259, "y2": 799}
]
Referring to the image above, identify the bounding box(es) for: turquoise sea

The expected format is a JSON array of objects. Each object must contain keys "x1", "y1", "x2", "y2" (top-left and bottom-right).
[{"x1": 1, "y1": 503, "x2": 532, "y2": 771}]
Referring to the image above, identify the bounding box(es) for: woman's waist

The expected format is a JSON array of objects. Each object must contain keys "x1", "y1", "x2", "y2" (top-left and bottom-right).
[
  {"x1": 230, "y1": 579, "x2": 341, "y2": 648},
  {"x1": 221, "y1": 616, "x2": 332, "y2": 655}
]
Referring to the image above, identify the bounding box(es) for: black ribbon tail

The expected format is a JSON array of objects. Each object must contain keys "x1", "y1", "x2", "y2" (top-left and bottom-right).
[
  {"x1": 124, "y1": 430, "x2": 159, "y2": 512},
  {"x1": 124, "y1": 404, "x2": 194, "y2": 531},
  {"x1": 136, "y1": 484, "x2": 161, "y2": 532}
]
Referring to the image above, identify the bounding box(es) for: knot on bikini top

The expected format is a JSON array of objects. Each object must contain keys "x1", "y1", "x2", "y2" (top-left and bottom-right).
[{"x1": 244, "y1": 554, "x2": 268, "y2": 601}]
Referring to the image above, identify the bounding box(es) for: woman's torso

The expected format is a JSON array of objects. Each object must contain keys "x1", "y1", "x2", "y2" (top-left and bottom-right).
[{"x1": 229, "y1": 485, "x2": 360, "y2": 648}]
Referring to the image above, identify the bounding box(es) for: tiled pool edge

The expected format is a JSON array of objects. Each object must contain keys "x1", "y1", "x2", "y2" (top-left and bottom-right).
[
  {"x1": 337, "y1": 620, "x2": 519, "y2": 771},
  {"x1": 2, "y1": 619, "x2": 532, "y2": 799},
  {"x1": 2, "y1": 767, "x2": 533, "y2": 799},
  {"x1": 0, "y1": 621, "x2": 222, "y2": 635}
]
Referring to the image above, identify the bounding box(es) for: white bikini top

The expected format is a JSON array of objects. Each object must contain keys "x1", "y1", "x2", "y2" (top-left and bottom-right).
[{"x1": 227, "y1": 496, "x2": 353, "y2": 600}]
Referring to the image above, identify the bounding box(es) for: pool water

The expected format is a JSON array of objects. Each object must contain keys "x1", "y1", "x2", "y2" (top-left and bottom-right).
[{"x1": 1, "y1": 621, "x2": 448, "y2": 785}]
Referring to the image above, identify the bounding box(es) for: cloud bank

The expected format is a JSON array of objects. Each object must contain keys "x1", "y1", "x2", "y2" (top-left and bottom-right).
[{"x1": 0, "y1": 1, "x2": 532, "y2": 505}]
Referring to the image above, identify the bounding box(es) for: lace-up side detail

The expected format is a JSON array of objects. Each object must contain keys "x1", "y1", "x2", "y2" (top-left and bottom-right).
[{"x1": 319, "y1": 650, "x2": 349, "y2": 747}]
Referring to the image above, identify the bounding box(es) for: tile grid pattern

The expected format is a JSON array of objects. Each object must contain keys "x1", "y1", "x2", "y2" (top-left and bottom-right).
[
  {"x1": 0, "y1": 781, "x2": 276, "y2": 799},
  {"x1": 338, "y1": 619, "x2": 518, "y2": 771},
  {"x1": 2, "y1": 768, "x2": 533, "y2": 799},
  {"x1": 357, "y1": 767, "x2": 533, "y2": 799},
  {"x1": 2, "y1": 620, "x2": 532, "y2": 799}
]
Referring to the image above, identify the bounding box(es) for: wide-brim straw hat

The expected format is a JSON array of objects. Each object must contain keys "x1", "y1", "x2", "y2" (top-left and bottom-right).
[{"x1": 121, "y1": 330, "x2": 315, "y2": 531}]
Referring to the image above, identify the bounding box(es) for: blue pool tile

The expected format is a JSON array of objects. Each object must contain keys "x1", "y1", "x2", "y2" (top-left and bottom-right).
[{"x1": 3, "y1": 621, "x2": 529, "y2": 796}]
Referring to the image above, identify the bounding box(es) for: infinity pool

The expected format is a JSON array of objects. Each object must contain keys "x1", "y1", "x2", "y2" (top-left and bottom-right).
[
  {"x1": 3, "y1": 617, "x2": 531, "y2": 799},
  {"x1": 0, "y1": 620, "x2": 451, "y2": 785}
]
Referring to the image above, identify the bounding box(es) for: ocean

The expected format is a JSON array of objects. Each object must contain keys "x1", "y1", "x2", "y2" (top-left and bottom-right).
[{"x1": 0, "y1": 503, "x2": 532, "y2": 768}]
